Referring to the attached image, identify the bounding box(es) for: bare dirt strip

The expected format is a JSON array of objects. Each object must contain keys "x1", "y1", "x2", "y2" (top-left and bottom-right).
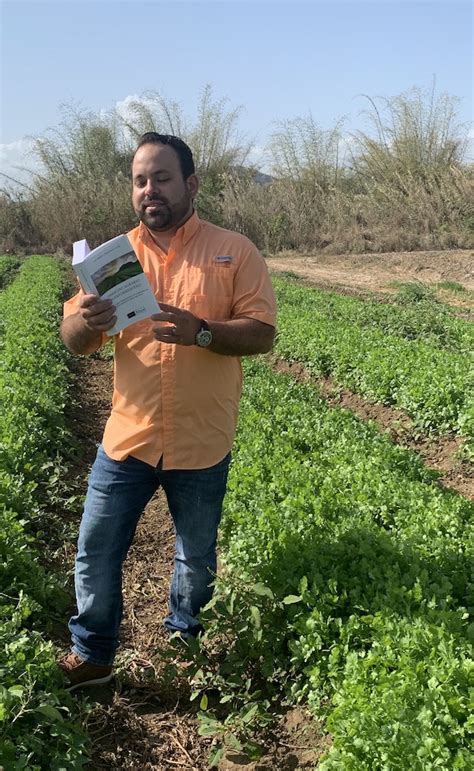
[{"x1": 267, "y1": 248, "x2": 474, "y2": 299}]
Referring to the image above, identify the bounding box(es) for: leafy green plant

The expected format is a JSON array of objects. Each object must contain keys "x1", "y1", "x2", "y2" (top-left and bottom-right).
[
  {"x1": 0, "y1": 256, "x2": 89, "y2": 768},
  {"x1": 274, "y1": 275, "x2": 472, "y2": 350},
  {"x1": 0, "y1": 254, "x2": 21, "y2": 289},
  {"x1": 273, "y1": 276, "x2": 473, "y2": 447},
  {"x1": 437, "y1": 280, "x2": 470, "y2": 294},
  {"x1": 0, "y1": 597, "x2": 88, "y2": 770},
  {"x1": 189, "y1": 359, "x2": 473, "y2": 768},
  {"x1": 392, "y1": 280, "x2": 439, "y2": 304},
  {"x1": 161, "y1": 574, "x2": 302, "y2": 765}
]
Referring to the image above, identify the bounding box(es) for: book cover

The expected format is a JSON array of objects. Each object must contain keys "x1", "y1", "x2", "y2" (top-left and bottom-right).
[{"x1": 72, "y1": 234, "x2": 160, "y2": 336}]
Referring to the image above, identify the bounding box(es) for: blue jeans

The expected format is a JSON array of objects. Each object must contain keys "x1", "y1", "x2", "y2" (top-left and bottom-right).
[{"x1": 69, "y1": 446, "x2": 231, "y2": 666}]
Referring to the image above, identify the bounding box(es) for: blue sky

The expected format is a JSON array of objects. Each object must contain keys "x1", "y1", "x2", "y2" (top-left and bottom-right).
[{"x1": 1, "y1": 0, "x2": 473, "y2": 180}]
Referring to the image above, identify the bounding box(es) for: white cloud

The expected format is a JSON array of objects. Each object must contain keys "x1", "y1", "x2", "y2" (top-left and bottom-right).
[
  {"x1": 99, "y1": 93, "x2": 156, "y2": 125},
  {"x1": 0, "y1": 138, "x2": 40, "y2": 191},
  {"x1": 114, "y1": 94, "x2": 156, "y2": 122},
  {"x1": 0, "y1": 94, "x2": 153, "y2": 192}
]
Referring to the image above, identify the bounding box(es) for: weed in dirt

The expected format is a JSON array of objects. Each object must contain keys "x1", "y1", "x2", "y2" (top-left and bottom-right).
[
  {"x1": 390, "y1": 280, "x2": 440, "y2": 304},
  {"x1": 277, "y1": 269, "x2": 301, "y2": 280},
  {"x1": 437, "y1": 280, "x2": 469, "y2": 294}
]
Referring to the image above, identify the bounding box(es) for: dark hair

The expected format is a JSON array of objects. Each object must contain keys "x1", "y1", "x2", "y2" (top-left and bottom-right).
[{"x1": 134, "y1": 133, "x2": 195, "y2": 179}]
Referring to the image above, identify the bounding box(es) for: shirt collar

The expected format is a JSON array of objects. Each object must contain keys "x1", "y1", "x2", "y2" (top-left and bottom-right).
[
  {"x1": 139, "y1": 210, "x2": 200, "y2": 247},
  {"x1": 180, "y1": 210, "x2": 200, "y2": 245}
]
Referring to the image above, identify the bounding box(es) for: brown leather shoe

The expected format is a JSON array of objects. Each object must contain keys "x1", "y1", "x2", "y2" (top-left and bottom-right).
[{"x1": 58, "y1": 652, "x2": 113, "y2": 692}]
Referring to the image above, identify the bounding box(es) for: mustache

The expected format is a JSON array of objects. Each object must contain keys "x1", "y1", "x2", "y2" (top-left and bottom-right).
[{"x1": 143, "y1": 195, "x2": 168, "y2": 206}]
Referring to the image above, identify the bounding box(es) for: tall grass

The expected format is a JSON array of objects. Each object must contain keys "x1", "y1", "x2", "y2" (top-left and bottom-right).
[
  {"x1": 347, "y1": 86, "x2": 473, "y2": 250},
  {"x1": 1, "y1": 84, "x2": 473, "y2": 254},
  {"x1": 0, "y1": 86, "x2": 250, "y2": 252},
  {"x1": 221, "y1": 86, "x2": 473, "y2": 253}
]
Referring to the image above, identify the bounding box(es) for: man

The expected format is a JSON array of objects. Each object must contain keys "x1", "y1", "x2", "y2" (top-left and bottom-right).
[{"x1": 59, "y1": 133, "x2": 277, "y2": 690}]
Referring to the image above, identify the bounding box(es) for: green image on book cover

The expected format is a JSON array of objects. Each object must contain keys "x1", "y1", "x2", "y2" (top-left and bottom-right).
[{"x1": 92, "y1": 251, "x2": 144, "y2": 295}]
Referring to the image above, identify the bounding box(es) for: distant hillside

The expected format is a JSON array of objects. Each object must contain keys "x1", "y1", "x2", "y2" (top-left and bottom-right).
[{"x1": 253, "y1": 171, "x2": 274, "y2": 185}]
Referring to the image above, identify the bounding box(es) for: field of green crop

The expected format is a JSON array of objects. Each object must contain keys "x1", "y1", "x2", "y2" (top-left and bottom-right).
[
  {"x1": 0, "y1": 254, "x2": 21, "y2": 290},
  {"x1": 1, "y1": 260, "x2": 472, "y2": 769},
  {"x1": 193, "y1": 360, "x2": 472, "y2": 767},
  {"x1": 272, "y1": 277, "x2": 473, "y2": 443},
  {"x1": 0, "y1": 256, "x2": 87, "y2": 768}
]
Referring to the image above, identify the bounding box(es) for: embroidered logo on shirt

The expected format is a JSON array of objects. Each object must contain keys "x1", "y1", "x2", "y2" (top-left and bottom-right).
[{"x1": 214, "y1": 255, "x2": 233, "y2": 263}]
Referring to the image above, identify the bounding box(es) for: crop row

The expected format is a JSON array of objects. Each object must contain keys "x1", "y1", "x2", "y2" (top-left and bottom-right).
[
  {"x1": 272, "y1": 277, "x2": 473, "y2": 443},
  {"x1": 0, "y1": 254, "x2": 21, "y2": 289},
  {"x1": 0, "y1": 258, "x2": 87, "y2": 769},
  {"x1": 199, "y1": 360, "x2": 473, "y2": 768},
  {"x1": 273, "y1": 275, "x2": 473, "y2": 351}
]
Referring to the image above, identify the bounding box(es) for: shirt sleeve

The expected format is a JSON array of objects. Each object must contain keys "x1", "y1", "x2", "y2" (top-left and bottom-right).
[
  {"x1": 63, "y1": 285, "x2": 108, "y2": 347},
  {"x1": 231, "y1": 240, "x2": 277, "y2": 327},
  {"x1": 63, "y1": 283, "x2": 83, "y2": 319}
]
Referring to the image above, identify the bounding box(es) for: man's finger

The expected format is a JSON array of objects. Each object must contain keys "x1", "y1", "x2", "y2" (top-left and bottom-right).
[
  {"x1": 90, "y1": 319, "x2": 117, "y2": 331},
  {"x1": 80, "y1": 293, "x2": 101, "y2": 308},
  {"x1": 84, "y1": 310, "x2": 117, "y2": 328},
  {"x1": 155, "y1": 302, "x2": 178, "y2": 313},
  {"x1": 84, "y1": 300, "x2": 115, "y2": 317},
  {"x1": 151, "y1": 312, "x2": 176, "y2": 323}
]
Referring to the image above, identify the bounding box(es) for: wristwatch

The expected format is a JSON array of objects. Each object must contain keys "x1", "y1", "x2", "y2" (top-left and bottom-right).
[{"x1": 195, "y1": 319, "x2": 212, "y2": 348}]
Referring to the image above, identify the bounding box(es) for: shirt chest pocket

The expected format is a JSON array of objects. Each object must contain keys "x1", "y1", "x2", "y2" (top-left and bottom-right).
[
  {"x1": 186, "y1": 293, "x2": 233, "y2": 321},
  {"x1": 181, "y1": 266, "x2": 234, "y2": 320}
]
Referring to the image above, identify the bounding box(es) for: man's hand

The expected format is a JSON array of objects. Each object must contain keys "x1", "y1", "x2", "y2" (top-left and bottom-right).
[
  {"x1": 151, "y1": 303, "x2": 201, "y2": 346},
  {"x1": 151, "y1": 303, "x2": 275, "y2": 356},
  {"x1": 79, "y1": 293, "x2": 117, "y2": 332},
  {"x1": 60, "y1": 293, "x2": 117, "y2": 355}
]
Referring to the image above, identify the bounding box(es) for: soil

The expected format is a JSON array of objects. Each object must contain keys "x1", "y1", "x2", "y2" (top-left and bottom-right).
[
  {"x1": 267, "y1": 248, "x2": 474, "y2": 305},
  {"x1": 60, "y1": 246, "x2": 473, "y2": 767}
]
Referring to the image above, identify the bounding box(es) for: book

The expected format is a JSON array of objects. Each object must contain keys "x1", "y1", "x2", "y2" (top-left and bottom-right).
[{"x1": 72, "y1": 234, "x2": 160, "y2": 336}]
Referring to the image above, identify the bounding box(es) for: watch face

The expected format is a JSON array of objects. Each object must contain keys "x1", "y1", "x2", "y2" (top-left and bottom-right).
[{"x1": 196, "y1": 329, "x2": 212, "y2": 347}]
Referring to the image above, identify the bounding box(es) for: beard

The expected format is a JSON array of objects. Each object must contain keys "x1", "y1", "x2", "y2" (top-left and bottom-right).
[{"x1": 137, "y1": 190, "x2": 193, "y2": 232}]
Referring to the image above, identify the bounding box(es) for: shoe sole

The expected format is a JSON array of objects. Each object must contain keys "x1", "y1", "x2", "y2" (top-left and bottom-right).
[{"x1": 66, "y1": 673, "x2": 114, "y2": 692}]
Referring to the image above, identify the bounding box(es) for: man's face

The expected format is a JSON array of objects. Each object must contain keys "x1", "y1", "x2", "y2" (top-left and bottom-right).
[{"x1": 132, "y1": 143, "x2": 198, "y2": 231}]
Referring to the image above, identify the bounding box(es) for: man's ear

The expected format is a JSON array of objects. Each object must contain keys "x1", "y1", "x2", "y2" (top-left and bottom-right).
[{"x1": 187, "y1": 174, "x2": 199, "y2": 198}]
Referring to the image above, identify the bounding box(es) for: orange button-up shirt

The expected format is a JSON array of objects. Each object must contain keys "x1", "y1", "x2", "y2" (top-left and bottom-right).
[{"x1": 64, "y1": 213, "x2": 277, "y2": 469}]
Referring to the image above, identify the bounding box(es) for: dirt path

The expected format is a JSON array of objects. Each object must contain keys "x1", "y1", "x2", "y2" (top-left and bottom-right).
[{"x1": 64, "y1": 355, "x2": 211, "y2": 768}]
